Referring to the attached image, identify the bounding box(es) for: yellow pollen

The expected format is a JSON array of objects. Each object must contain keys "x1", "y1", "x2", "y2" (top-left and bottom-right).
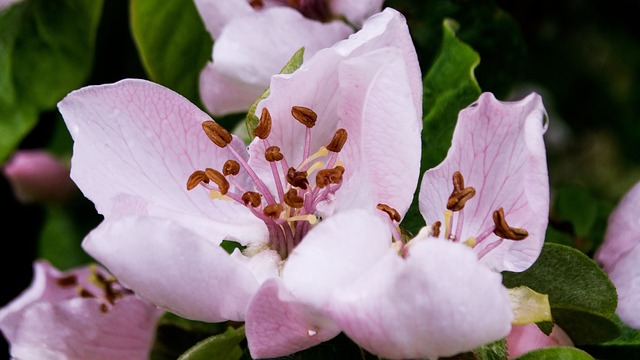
[
  {"x1": 299, "y1": 146, "x2": 329, "y2": 169},
  {"x1": 285, "y1": 214, "x2": 318, "y2": 225},
  {"x1": 444, "y1": 210, "x2": 453, "y2": 240},
  {"x1": 210, "y1": 190, "x2": 232, "y2": 201},
  {"x1": 464, "y1": 237, "x2": 477, "y2": 247}
]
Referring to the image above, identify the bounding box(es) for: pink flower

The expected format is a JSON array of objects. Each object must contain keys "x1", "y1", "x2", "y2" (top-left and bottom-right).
[
  {"x1": 0, "y1": 261, "x2": 162, "y2": 360},
  {"x1": 194, "y1": 0, "x2": 383, "y2": 116},
  {"x1": 595, "y1": 181, "x2": 640, "y2": 328},
  {"x1": 419, "y1": 93, "x2": 550, "y2": 272},
  {"x1": 2, "y1": 149, "x2": 77, "y2": 204},
  {"x1": 506, "y1": 323, "x2": 574, "y2": 359},
  {"x1": 58, "y1": 8, "x2": 423, "y2": 357}
]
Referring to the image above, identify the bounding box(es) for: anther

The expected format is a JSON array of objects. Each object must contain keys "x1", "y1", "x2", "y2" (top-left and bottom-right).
[
  {"x1": 76, "y1": 286, "x2": 95, "y2": 298},
  {"x1": 56, "y1": 275, "x2": 77, "y2": 287},
  {"x1": 287, "y1": 167, "x2": 309, "y2": 189},
  {"x1": 202, "y1": 121, "x2": 232, "y2": 147},
  {"x1": 430, "y1": 221, "x2": 442, "y2": 237},
  {"x1": 242, "y1": 191, "x2": 262, "y2": 207},
  {"x1": 291, "y1": 106, "x2": 317, "y2": 128},
  {"x1": 263, "y1": 203, "x2": 285, "y2": 219},
  {"x1": 187, "y1": 170, "x2": 209, "y2": 190},
  {"x1": 284, "y1": 189, "x2": 304, "y2": 208},
  {"x1": 265, "y1": 146, "x2": 284, "y2": 162},
  {"x1": 326, "y1": 128, "x2": 348, "y2": 152},
  {"x1": 223, "y1": 160, "x2": 240, "y2": 176},
  {"x1": 205, "y1": 168, "x2": 230, "y2": 195},
  {"x1": 316, "y1": 166, "x2": 344, "y2": 188},
  {"x1": 253, "y1": 107, "x2": 272, "y2": 139},
  {"x1": 447, "y1": 171, "x2": 476, "y2": 211},
  {"x1": 100, "y1": 303, "x2": 109, "y2": 313},
  {"x1": 492, "y1": 208, "x2": 529, "y2": 240},
  {"x1": 377, "y1": 203, "x2": 402, "y2": 222}
]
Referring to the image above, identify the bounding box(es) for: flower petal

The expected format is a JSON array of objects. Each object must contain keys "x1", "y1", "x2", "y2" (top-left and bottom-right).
[
  {"x1": 58, "y1": 78, "x2": 266, "y2": 244},
  {"x1": 604, "y1": 242, "x2": 640, "y2": 328},
  {"x1": 419, "y1": 92, "x2": 549, "y2": 272},
  {"x1": 506, "y1": 323, "x2": 574, "y2": 359},
  {"x1": 200, "y1": 7, "x2": 351, "y2": 116},
  {"x1": 328, "y1": 238, "x2": 513, "y2": 359},
  {"x1": 245, "y1": 279, "x2": 341, "y2": 359},
  {"x1": 82, "y1": 216, "x2": 260, "y2": 322},
  {"x1": 330, "y1": 0, "x2": 384, "y2": 27},
  {"x1": 595, "y1": 181, "x2": 640, "y2": 271},
  {"x1": 193, "y1": 0, "x2": 253, "y2": 39}
]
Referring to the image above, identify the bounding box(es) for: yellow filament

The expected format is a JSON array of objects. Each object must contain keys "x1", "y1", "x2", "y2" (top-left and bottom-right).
[
  {"x1": 299, "y1": 146, "x2": 329, "y2": 169},
  {"x1": 210, "y1": 190, "x2": 232, "y2": 201},
  {"x1": 286, "y1": 214, "x2": 318, "y2": 225},
  {"x1": 306, "y1": 161, "x2": 325, "y2": 175},
  {"x1": 464, "y1": 237, "x2": 477, "y2": 247},
  {"x1": 444, "y1": 210, "x2": 453, "y2": 240}
]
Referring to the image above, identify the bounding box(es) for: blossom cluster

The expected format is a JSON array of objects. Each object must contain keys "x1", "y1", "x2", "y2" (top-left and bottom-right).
[{"x1": 1, "y1": 1, "x2": 637, "y2": 359}]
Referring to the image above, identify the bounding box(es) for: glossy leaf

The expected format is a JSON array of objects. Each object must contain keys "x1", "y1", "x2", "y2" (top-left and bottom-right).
[
  {"x1": 130, "y1": 0, "x2": 212, "y2": 107},
  {"x1": 0, "y1": 0, "x2": 103, "y2": 162},
  {"x1": 178, "y1": 326, "x2": 246, "y2": 360},
  {"x1": 514, "y1": 347, "x2": 594, "y2": 360},
  {"x1": 503, "y1": 243, "x2": 619, "y2": 344}
]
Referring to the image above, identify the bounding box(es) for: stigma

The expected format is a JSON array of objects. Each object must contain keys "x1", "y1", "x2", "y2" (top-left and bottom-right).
[{"x1": 188, "y1": 106, "x2": 348, "y2": 260}]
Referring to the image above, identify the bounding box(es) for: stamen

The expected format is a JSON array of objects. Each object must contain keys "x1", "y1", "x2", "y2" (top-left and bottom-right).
[
  {"x1": 286, "y1": 214, "x2": 318, "y2": 225},
  {"x1": 187, "y1": 170, "x2": 209, "y2": 190},
  {"x1": 305, "y1": 161, "x2": 325, "y2": 176},
  {"x1": 242, "y1": 191, "x2": 262, "y2": 207},
  {"x1": 430, "y1": 221, "x2": 441, "y2": 237},
  {"x1": 447, "y1": 171, "x2": 476, "y2": 211},
  {"x1": 316, "y1": 166, "x2": 344, "y2": 188},
  {"x1": 291, "y1": 106, "x2": 317, "y2": 128},
  {"x1": 377, "y1": 203, "x2": 402, "y2": 222},
  {"x1": 287, "y1": 167, "x2": 309, "y2": 189},
  {"x1": 298, "y1": 146, "x2": 329, "y2": 171},
  {"x1": 76, "y1": 286, "x2": 95, "y2": 298},
  {"x1": 202, "y1": 121, "x2": 232, "y2": 148},
  {"x1": 205, "y1": 168, "x2": 230, "y2": 195},
  {"x1": 253, "y1": 107, "x2": 272, "y2": 139},
  {"x1": 223, "y1": 160, "x2": 240, "y2": 176},
  {"x1": 464, "y1": 237, "x2": 477, "y2": 247},
  {"x1": 492, "y1": 208, "x2": 529, "y2": 240},
  {"x1": 284, "y1": 189, "x2": 304, "y2": 208},
  {"x1": 56, "y1": 275, "x2": 77, "y2": 287},
  {"x1": 326, "y1": 128, "x2": 348, "y2": 152},
  {"x1": 249, "y1": 0, "x2": 264, "y2": 9},
  {"x1": 443, "y1": 210, "x2": 453, "y2": 240},
  {"x1": 264, "y1": 204, "x2": 285, "y2": 219},
  {"x1": 265, "y1": 146, "x2": 284, "y2": 162}
]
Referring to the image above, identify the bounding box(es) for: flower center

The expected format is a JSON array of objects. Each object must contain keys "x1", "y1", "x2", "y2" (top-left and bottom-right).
[
  {"x1": 56, "y1": 265, "x2": 133, "y2": 313},
  {"x1": 427, "y1": 171, "x2": 529, "y2": 259},
  {"x1": 249, "y1": 0, "x2": 333, "y2": 22},
  {"x1": 187, "y1": 106, "x2": 348, "y2": 260}
]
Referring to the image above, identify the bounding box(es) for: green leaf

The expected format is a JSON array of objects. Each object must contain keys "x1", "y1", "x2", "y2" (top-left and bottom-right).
[
  {"x1": 150, "y1": 313, "x2": 230, "y2": 360},
  {"x1": 130, "y1": 0, "x2": 212, "y2": 108},
  {"x1": 38, "y1": 205, "x2": 92, "y2": 270},
  {"x1": 503, "y1": 243, "x2": 619, "y2": 344},
  {"x1": 579, "y1": 315, "x2": 640, "y2": 359},
  {"x1": 245, "y1": 47, "x2": 305, "y2": 137},
  {"x1": 401, "y1": 18, "x2": 481, "y2": 235},
  {"x1": 178, "y1": 326, "x2": 246, "y2": 360},
  {"x1": 514, "y1": 347, "x2": 594, "y2": 360},
  {"x1": 0, "y1": 0, "x2": 104, "y2": 161},
  {"x1": 473, "y1": 339, "x2": 508, "y2": 360}
]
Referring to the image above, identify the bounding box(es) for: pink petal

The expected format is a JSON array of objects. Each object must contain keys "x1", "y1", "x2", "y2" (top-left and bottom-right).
[
  {"x1": 330, "y1": 0, "x2": 384, "y2": 27},
  {"x1": 595, "y1": 181, "x2": 640, "y2": 272},
  {"x1": 82, "y1": 216, "x2": 261, "y2": 322},
  {"x1": 419, "y1": 92, "x2": 549, "y2": 272},
  {"x1": 2, "y1": 150, "x2": 76, "y2": 204},
  {"x1": 604, "y1": 242, "x2": 640, "y2": 328},
  {"x1": 245, "y1": 279, "x2": 341, "y2": 359},
  {"x1": 200, "y1": 7, "x2": 351, "y2": 116},
  {"x1": 193, "y1": 0, "x2": 254, "y2": 39},
  {"x1": 328, "y1": 238, "x2": 513, "y2": 359},
  {"x1": 57, "y1": 79, "x2": 267, "y2": 245},
  {"x1": 507, "y1": 323, "x2": 574, "y2": 359}
]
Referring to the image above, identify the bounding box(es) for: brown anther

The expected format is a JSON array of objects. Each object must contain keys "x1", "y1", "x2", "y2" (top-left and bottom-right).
[
  {"x1": 187, "y1": 170, "x2": 209, "y2": 190},
  {"x1": 265, "y1": 146, "x2": 284, "y2": 162},
  {"x1": 430, "y1": 221, "x2": 442, "y2": 237},
  {"x1": 447, "y1": 171, "x2": 476, "y2": 211},
  {"x1": 249, "y1": 0, "x2": 264, "y2": 9},
  {"x1": 223, "y1": 160, "x2": 240, "y2": 176},
  {"x1": 253, "y1": 107, "x2": 272, "y2": 139},
  {"x1": 263, "y1": 203, "x2": 285, "y2": 219},
  {"x1": 56, "y1": 275, "x2": 77, "y2": 287},
  {"x1": 284, "y1": 189, "x2": 304, "y2": 208},
  {"x1": 100, "y1": 303, "x2": 108, "y2": 313},
  {"x1": 492, "y1": 208, "x2": 529, "y2": 241},
  {"x1": 291, "y1": 106, "x2": 317, "y2": 128},
  {"x1": 77, "y1": 287, "x2": 95, "y2": 298},
  {"x1": 316, "y1": 166, "x2": 345, "y2": 188},
  {"x1": 202, "y1": 121, "x2": 232, "y2": 148},
  {"x1": 205, "y1": 168, "x2": 230, "y2": 195},
  {"x1": 377, "y1": 203, "x2": 402, "y2": 222},
  {"x1": 326, "y1": 128, "x2": 348, "y2": 152},
  {"x1": 286, "y1": 167, "x2": 309, "y2": 189},
  {"x1": 242, "y1": 191, "x2": 262, "y2": 208}
]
